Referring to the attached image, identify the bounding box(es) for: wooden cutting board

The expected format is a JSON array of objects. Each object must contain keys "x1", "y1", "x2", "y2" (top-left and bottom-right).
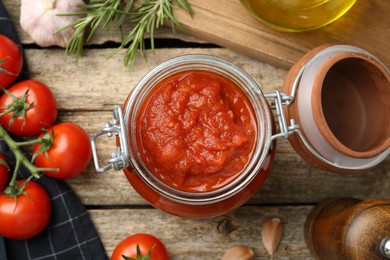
[{"x1": 173, "y1": 0, "x2": 390, "y2": 69}]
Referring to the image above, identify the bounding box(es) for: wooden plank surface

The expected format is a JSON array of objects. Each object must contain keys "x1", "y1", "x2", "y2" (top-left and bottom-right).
[
  {"x1": 172, "y1": 0, "x2": 390, "y2": 69},
  {"x1": 6, "y1": 0, "x2": 389, "y2": 69},
  {"x1": 2, "y1": 1, "x2": 390, "y2": 259},
  {"x1": 24, "y1": 48, "x2": 390, "y2": 207},
  {"x1": 3, "y1": 1, "x2": 204, "y2": 46},
  {"x1": 90, "y1": 206, "x2": 313, "y2": 259}
]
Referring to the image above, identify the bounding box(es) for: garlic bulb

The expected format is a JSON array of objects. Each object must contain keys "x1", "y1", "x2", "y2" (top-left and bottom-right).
[{"x1": 20, "y1": 0, "x2": 85, "y2": 48}]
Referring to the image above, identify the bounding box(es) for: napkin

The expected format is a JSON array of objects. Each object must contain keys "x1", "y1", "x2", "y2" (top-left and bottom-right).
[{"x1": 0, "y1": 1, "x2": 108, "y2": 259}]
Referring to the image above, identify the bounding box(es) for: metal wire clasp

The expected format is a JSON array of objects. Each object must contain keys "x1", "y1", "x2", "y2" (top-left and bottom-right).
[
  {"x1": 264, "y1": 90, "x2": 299, "y2": 141},
  {"x1": 90, "y1": 106, "x2": 130, "y2": 173}
]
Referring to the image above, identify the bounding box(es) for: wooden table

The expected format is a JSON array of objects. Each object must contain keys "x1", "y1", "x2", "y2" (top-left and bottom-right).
[{"x1": 4, "y1": 1, "x2": 390, "y2": 259}]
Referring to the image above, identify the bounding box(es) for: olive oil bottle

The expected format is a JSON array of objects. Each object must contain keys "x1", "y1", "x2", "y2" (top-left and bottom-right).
[{"x1": 241, "y1": 0, "x2": 357, "y2": 32}]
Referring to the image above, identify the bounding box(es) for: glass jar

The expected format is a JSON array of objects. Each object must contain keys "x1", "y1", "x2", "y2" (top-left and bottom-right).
[
  {"x1": 240, "y1": 0, "x2": 357, "y2": 32},
  {"x1": 91, "y1": 55, "x2": 277, "y2": 218}
]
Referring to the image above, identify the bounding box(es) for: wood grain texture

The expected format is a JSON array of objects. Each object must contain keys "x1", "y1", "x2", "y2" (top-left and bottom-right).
[
  {"x1": 23, "y1": 47, "x2": 387, "y2": 207},
  {"x1": 66, "y1": 110, "x2": 390, "y2": 207},
  {"x1": 3, "y1": 1, "x2": 203, "y2": 45},
  {"x1": 89, "y1": 205, "x2": 314, "y2": 259},
  {"x1": 5, "y1": 0, "x2": 389, "y2": 69},
  {"x1": 304, "y1": 198, "x2": 390, "y2": 259},
  {"x1": 2, "y1": 1, "x2": 389, "y2": 259},
  {"x1": 172, "y1": 0, "x2": 390, "y2": 69},
  {"x1": 25, "y1": 48, "x2": 286, "y2": 111}
]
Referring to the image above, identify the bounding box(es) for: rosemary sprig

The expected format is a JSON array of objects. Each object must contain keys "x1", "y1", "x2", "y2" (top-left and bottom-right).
[{"x1": 61, "y1": 0, "x2": 193, "y2": 68}]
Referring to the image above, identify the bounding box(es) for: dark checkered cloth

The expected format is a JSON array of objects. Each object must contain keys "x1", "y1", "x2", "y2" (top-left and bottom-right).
[{"x1": 0, "y1": 1, "x2": 108, "y2": 259}]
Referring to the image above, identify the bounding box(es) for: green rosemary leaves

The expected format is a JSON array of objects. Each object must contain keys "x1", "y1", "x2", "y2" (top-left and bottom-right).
[{"x1": 61, "y1": 0, "x2": 193, "y2": 67}]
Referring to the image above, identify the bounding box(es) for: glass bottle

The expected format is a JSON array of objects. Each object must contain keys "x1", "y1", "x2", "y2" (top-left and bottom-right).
[{"x1": 241, "y1": 0, "x2": 357, "y2": 32}]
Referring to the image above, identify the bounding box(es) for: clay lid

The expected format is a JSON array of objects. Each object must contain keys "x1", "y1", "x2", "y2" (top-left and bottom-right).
[
  {"x1": 339, "y1": 199, "x2": 390, "y2": 259},
  {"x1": 281, "y1": 44, "x2": 390, "y2": 173},
  {"x1": 311, "y1": 51, "x2": 390, "y2": 159}
]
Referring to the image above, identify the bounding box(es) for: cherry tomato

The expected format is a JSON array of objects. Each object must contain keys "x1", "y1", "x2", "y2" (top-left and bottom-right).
[
  {"x1": 32, "y1": 122, "x2": 91, "y2": 179},
  {"x1": 0, "y1": 180, "x2": 51, "y2": 240},
  {"x1": 0, "y1": 153, "x2": 9, "y2": 191},
  {"x1": 0, "y1": 79, "x2": 57, "y2": 136},
  {"x1": 111, "y1": 233, "x2": 169, "y2": 260},
  {"x1": 0, "y1": 34, "x2": 23, "y2": 88}
]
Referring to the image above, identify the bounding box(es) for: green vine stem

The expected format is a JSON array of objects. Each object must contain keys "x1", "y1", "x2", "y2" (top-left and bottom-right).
[
  {"x1": 0, "y1": 61, "x2": 57, "y2": 196},
  {"x1": 0, "y1": 57, "x2": 17, "y2": 76},
  {"x1": 0, "y1": 124, "x2": 57, "y2": 193}
]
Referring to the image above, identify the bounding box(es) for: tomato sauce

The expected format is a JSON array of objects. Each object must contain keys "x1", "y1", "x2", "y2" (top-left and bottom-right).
[{"x1": 137, "y1": 70, "x2": 257, "y2": 192}]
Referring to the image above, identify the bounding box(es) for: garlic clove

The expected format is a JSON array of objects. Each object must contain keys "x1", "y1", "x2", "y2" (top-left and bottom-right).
[
  {"x1": 261, "y1": 218, "x2": 284, "y2": 256},
  {"x1": 221, "y1": 245, "x2": 254, "y2": 260},
  {"x1": 20, "y1": 0, "x2": 85, "y2": 48}
]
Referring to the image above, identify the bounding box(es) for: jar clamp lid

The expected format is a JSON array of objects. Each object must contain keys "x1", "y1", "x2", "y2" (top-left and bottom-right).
[
  {"x1": 91, "y1": 55, "x2": 276, "y2": 209},
  {"x1": 90, "y1": 106, "x2": 129, "y2": 173}
]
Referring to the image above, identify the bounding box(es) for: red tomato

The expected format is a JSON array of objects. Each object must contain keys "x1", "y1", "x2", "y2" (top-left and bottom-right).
[
  {"x1": 111, "y1": 233, "x2": 169, "y2": 260},
  {"x1": 0, "y1": 180, "x2": 51, "y2": 240},
  {"x1": 0, "y1": 34, "x2": 23, "y2": 88},
  {"x1": 32, "y1": 122, "x2": 91, "y2": 179},
  {"x1": 0, "y1": 153, "x2": 9, "y2": 191},
  {"x1": 0, "y1": 79, "x2": 57, "y2": 136}
]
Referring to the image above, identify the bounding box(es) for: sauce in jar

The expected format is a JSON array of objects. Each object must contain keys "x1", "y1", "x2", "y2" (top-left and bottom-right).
[
  {"x1": 91, "y1": 55, "x2": 276, "y2": 218},
  {"x1": 137, "y1": 70, "x2": 256, "y2": 193}
]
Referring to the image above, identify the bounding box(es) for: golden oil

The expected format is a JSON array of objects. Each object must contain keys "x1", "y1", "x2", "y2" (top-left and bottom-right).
[{"x1": 241, "y1": 0, "x2": 357, "y2": 32}]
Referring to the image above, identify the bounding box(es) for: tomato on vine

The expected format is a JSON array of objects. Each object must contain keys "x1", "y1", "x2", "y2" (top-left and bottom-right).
[
  {"x1": 32, "y1": 122, "x2": 91, "y2": 179},
  {"x1": 0, "y1": 180, "x2": 51, "y2": 240},
  {"x1": 111, "y1": 233, "x2": 169, "y2": 260},
  {"x1": 0, "y1": 152, "x2": 9, "y2": 191},
  {"x1": 0, "y1": 34, "x2": 23, "y2": 88},
  {"x1": 0, "y1": 79, "x2": 57, "y2": 136}
]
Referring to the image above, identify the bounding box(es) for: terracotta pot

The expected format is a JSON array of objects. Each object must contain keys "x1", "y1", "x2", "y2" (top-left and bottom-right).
[{"x1": 281, "y1": 44, "x2": 390, "y2": 173}]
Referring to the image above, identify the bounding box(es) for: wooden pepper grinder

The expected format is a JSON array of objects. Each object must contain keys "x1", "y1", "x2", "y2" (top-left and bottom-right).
[{"x1": 304, "y1": 198, "x2": 390, "y2": 259}]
